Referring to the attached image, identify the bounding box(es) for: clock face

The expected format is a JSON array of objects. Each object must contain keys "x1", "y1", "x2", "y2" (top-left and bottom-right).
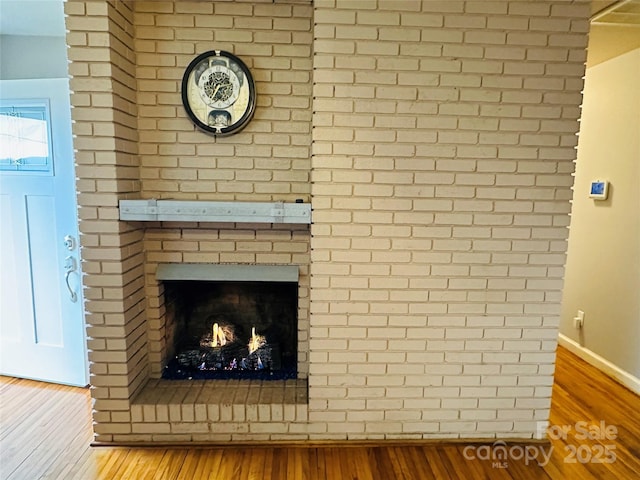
[{"x1": 182, "y1": 51, "x2": 256, "y2": 136}]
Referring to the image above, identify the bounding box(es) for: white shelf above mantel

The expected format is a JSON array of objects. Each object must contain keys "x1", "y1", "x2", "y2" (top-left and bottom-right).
[{"x1": 119, "y1": 199, "x2": 311, "y2": 224}]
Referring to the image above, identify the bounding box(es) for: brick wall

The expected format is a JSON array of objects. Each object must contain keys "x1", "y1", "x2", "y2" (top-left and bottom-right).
[
  {"x1": 135, "y1": 0, "x2": 313, "y2": 202},
  {"x1": 309, "y1": 0, "x2": 589, "y2": 440},
  {"x1": 67, "y1": 0, "x2": 314, "y2": 443},
  {"x1": 65, "y1": 0, "x2": 591, "y2": 443},
  {"x1": 65, "y1": 0, "x2": 148, "y2": 440}
]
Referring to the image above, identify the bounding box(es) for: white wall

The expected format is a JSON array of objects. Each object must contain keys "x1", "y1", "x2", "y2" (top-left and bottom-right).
[
  {"x1": 561, "y1": 48, "x2": 640, "y2": 379},
  {"x1": 0, "y1": 35, "x2": 67, "y2": 80}
]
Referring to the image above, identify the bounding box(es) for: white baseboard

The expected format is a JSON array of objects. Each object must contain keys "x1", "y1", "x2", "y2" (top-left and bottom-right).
[{"x1": 558, "y1": 334, "x2": 640, "y2": 395}]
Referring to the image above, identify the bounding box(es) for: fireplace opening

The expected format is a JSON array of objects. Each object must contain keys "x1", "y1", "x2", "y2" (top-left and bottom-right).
[{"x1": 162, "y1": 280, "x2": 298, "y2": 381}]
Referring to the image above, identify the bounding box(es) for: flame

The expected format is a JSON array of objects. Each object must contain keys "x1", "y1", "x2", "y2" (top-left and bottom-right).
[
  {"x1": 211, "y1": 322, "x2": 227, "y2": 347},
  {"x1": 248, "y1": 326, "x2": 265, "y2": 354}
]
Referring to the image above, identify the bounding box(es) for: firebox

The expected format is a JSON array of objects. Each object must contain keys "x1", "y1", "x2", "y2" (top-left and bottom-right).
[{"x1": 157, "y1": 264, "x2": 299, "y2": 381}]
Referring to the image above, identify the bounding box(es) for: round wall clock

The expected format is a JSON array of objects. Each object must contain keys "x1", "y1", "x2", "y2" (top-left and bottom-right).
[{"x1": 181, "y1": 50, "x2": 256, "y2": 136}]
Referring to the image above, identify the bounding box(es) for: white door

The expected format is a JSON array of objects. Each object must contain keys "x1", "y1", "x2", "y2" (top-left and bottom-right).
[{"x1": 0, "y1": 78, "x2": 87, "y2": 386}]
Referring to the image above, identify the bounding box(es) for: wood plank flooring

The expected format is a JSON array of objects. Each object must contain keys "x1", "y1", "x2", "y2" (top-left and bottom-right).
[{"x1": 1, "y1": 346, "x2": 638, "y2": 479}]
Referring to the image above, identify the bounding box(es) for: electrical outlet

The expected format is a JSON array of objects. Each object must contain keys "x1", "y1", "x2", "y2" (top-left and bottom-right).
[{"x1": 573, "y1": 310, "x2": 585, "y2": 329}]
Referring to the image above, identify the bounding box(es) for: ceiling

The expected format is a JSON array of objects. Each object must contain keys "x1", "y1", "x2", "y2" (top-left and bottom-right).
[
  {"x1": 591, "y1": 0, "x2": 640, "y2": 22},
  {"x1": 588, "y1": 0, "x2": 640, "y2": 67},
  {"x1": 591, "y1": 0, "x2": 620, "y2": 15}
]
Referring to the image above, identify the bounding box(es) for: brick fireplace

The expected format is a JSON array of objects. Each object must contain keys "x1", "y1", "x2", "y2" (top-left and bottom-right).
[
  {"x1": 66, "y1": 0, "x2": 591, "y2": 443},
  {"x1": 157, "y1": 263, "x2": 302, "y2": 380},
  {"x1": 142, "y1": 224, "x2": 311, "y2": 381}
]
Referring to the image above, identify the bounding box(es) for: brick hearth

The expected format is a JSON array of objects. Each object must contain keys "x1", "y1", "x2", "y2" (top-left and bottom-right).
[{"x1": 131, "y1": 379, "x2": 308, "y2": 442}]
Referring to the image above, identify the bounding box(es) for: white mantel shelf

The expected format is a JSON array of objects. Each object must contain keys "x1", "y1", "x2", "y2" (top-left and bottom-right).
[{"x1": 119, "y1": 199, "x2": 312, "y2": 224}]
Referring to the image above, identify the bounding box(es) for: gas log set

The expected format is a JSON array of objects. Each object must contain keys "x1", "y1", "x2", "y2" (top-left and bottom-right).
[
  {"x1": 162, "y1": 281, "x2": 297, "y2": 381},
  {"x1": 175, "y1": 323, "x2": 280, "y2": 373}
]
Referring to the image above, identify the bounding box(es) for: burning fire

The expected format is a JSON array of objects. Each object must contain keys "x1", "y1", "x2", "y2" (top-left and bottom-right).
[
  {"x1": 184, "y1": 323, "x2": 272, "y2": 372},
  {"x1": 248, "y1": 326, "x2": 265, "y2": 354},
  {"x1": 211, "y1": 322, "x2": 231, "y2": 347}
]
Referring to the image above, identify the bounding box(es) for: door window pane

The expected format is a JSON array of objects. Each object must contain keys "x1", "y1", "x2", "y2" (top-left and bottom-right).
[{"x1": 0, "y1": 102, "x2": 53, "y2": 174}]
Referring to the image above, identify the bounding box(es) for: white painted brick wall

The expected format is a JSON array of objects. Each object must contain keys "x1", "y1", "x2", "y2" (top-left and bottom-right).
[
  {"x1": 66, "y1": 0, "x2": 148, "y2": 444},
  {"x1": 68, "y1": 0, "x2": 590, "y2": 443},
  {"x1": 310, "y1": 0, "x2": 589, "y2": 440},
  {"x1": 135, "y1": 0, "x2": 312, "y2": 203}
]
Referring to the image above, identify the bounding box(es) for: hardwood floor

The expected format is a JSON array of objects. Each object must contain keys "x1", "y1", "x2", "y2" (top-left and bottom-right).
[{"x1": 1, "y1": 346, "x2": 638, "y2": 479}]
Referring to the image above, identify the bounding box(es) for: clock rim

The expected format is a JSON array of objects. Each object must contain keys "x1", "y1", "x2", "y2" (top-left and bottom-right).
[{"x1": 181, "y1": 50, "x2": 256, "y2": 137}]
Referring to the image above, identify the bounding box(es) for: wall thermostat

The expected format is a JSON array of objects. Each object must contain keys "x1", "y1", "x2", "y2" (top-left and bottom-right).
[{"x1": 589, "y1": 180, "x2": 608, "y2": 200}]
